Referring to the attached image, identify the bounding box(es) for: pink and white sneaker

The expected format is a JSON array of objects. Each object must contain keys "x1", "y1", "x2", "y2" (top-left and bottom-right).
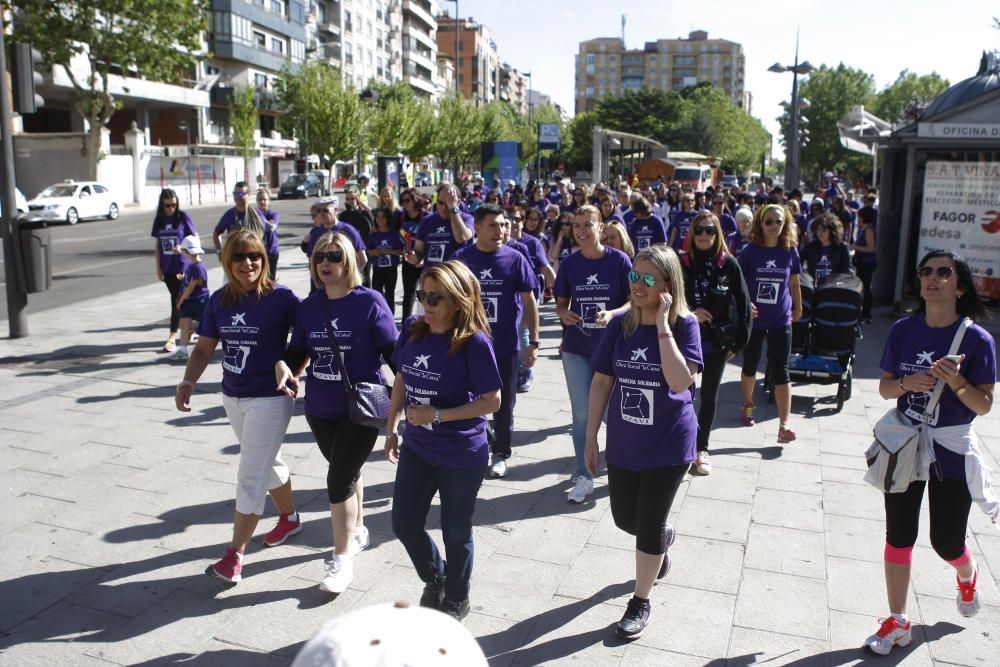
[{"x1": 864, "y1": 616, "x2": 911, "y2": 655}]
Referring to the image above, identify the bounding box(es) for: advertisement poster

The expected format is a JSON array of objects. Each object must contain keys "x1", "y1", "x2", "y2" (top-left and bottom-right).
[{"x1": 918, "y1": 161, "x2": 1000, "y2": 300}]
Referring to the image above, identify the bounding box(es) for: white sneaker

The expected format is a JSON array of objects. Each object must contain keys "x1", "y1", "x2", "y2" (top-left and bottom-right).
[
  {"x1": 349, "y1": 526, "x2": 370, "y2": 556},
  {"x1": 567, "y1": 476, "x2": 594, "y2": 504},
  {"x1": 864, "y1": 616, "x2": 912, "y2": 655},
  {"x1": 693, "y1": 451, "x2": 712, "y2": 476},
  {"x1": 319, "y1": 554, "x2": 354, "y2": 593},
  {"x1": 957, "y1": 566, "x2": 982, "y2": 618},
  {"x1": 490, "y1": 455, "x2": 508, "y2": 478}
]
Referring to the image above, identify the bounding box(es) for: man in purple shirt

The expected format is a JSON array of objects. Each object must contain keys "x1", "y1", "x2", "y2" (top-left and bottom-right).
[
  {"x1": 452, "y1": 204, "x2": 539, "y2": 479},
  {"x1": 404, "y1": 183, "x2": 473, "y2": 270},
  {"x1": 213, "y1": 181, "x2": 270, "y2": 255}
]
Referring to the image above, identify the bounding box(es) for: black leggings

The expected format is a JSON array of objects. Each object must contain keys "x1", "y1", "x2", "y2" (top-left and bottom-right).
[
  {"x1": 401, "y1": 262, "x2": 421, "y2": 320},
  {"x1": 697, "y1": 350, "x2": 728, "y2": 452},
  {"x1": 885, "y1": 478, "x2": 971, "y2": 561},
  {"x1": 856, "y1": 262, "x2": 875, "y2": 318},
  {"x1": 268, "y1": 253, "x2": 279, "y2": 281},
  {"x1": 372, "y1": 265, "x2": 399, "y2": 316},
  {"x1": 608, "y1": 462, "x2": 687, "y2": 554},
  {"x1": 305, "y1": 414, "x2": 379, "y2": 504},
  {"x1": 742, "y1": 326, "x2": 792, "y2": 385},
  {"x1": 163, "y1": 272, "x2": 183, "y2": 333}
]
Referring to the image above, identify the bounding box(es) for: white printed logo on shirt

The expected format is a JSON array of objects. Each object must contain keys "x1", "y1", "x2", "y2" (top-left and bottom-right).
[
  {"x1": 427, "y1": 243, "x2": 446, "y2": 263},
  {"x1": 620, "y1": 386, "x2": 654, "y2": 426},
  {"x1": 482, "y1": 297, "x2": 499, "y2": 323},
  {"x1": 312, "y1": 352, "x2": 342, "y2": 381},
  {"x1": 756, "y1": 280, "x2": 780, "y2": 305},
  {"x1": 222, "y1": 344, "x2": 250, "y2": 374}
]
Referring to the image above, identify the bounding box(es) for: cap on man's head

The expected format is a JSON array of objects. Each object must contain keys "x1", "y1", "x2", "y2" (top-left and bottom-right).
[
  {"x1": 357, "y1": 173, "x2": 370, "y2": 182},
  {"x1": 316, "y1": 195, "x2": 339, "y2": 208}
]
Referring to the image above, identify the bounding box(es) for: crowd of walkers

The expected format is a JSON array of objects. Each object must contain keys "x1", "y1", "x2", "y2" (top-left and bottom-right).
[{"x1": 162, "y1": 172, "x2": 995, "y2": 653}]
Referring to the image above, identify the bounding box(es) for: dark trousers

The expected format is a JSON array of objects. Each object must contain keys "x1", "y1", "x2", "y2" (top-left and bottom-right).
[
  {"x1": 856, "y1": 261, "x2": 876, "y2": 318},
  {"x1": 362, "y1": 261, "x2": 372, "y2": 288},
  {"x1": 305, "y1": 414, "x2": 379, "y2": 504},
  {"x1": 491, "y1": 352, "x2": 519, "y2": 459},
  {"x1": 696, "y1": 350, "x2": 729, "y2": 452},
  {"x1": 163, "y1": 272, "x2": 183, "y2": 333},
  {"x1": 742, "y1": 326, "x2": 792, "y2": 385},
  {"x1": 372, "y1": 265, "x2": 399, "y2": 316},
  {"x1": 401, "y1": 262, "x2": 421, "y2": 320},
  {"x1": 885, "y1": 479, "x2": 971, "y2": 561},
  {"x1": 391, "y1": 446, "x2": 487, "y2": 602},
  {"x1": 608, "y1": 463, "x2": 687, "y2": 554},
  {"x1": 267, "y1": 253, "x2": 279, "y2": 281}
]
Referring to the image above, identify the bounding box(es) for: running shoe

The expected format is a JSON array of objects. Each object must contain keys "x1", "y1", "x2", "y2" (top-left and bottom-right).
[
  {"x1": 864, "y1": 616, "x2": 911, "y2": 655},
  {"x1": 206, "y1": 547, "x2": 243, "y2": 583},
  {"x1": 692, "y1": 450, "x2": 712, "y2": 475},
  {"x1": 420, "y1": 572, "x2": 446, "y2": 609},
  {"x1": 616, "y1": 596, "x2": 651, "y2": 639},
  {"x1": 319, "y1": 554, "x2": 353, "y2": 594},
  {"x1": 262, "y1": 512, "x2": 302, "y2": 547},
  {"x1": 440, "y1": 598, "x2": 470, "y2": 622},
  {"x1": 567, "y1": 476, "x2": 594, "y2": 504},
  {"x1": 162, "y1": 338, "x2": 177, "y2": 354},
  {"x1": 957, "y1": 566, "x2": 982, "y2": 617},
  {"x1": 350, "y1": 525, "x2": 370, "y2": 555},
  {"x1": 740, "y1": 402, "x2": 755, "y2": 426},
  {"x1": 171, "y1": 349, "x2": 189, "y2": 361},
  {"x1": 490, "y1": 455, "x2": 508, "y2": 478},
  {"x1": 777, "y1": 424, "x2": 797, "y2": 443}
]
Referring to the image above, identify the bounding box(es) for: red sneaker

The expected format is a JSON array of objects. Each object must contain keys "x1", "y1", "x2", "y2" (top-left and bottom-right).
[
  {"x1": 777, "y1": 424, "x2": 797, "y2": 443},
  {"x1": 740, "y1": 402, "x2": 755, "y2": 427},
  {"x1": 206, "y1": 547, "x2": 243, "y2": 583},
  {"x1": 957, "y1": 566, "x2": 982, "y2": 617},
  {"x1": 263, "y1": 512, "x2": 302, "y2": 547},
  {"x1": 864, "y1": 616, "x2": 911, "y2": 655}
]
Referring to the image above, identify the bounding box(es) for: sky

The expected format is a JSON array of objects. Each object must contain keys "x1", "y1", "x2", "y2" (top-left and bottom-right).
[{"x1": 452, "y1": 0, "x2": 1000, "y2": 159}]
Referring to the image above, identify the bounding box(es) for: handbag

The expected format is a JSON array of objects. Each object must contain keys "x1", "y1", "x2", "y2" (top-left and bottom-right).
[
  {"x1": 323, "y1": 305, "x2": 392, "y2": 429},
  {"x1": 863, "y1": 318, "x2": 970, "y2": 493}
]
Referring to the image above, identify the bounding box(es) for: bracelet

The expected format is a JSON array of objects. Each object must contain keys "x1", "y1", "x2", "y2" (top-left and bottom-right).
[
  {"x1": 178, "y1": 380, "x2": 196, "y2": 390},
  {"x1": 898, "y1": 376, "x2": 906, "y2": 393},
  {"x1": 658, "y1": 331, "x2": 673, "y2": 339},
  {"x1": 955, "y1": 384, "x2": 971, "y2": 398}
]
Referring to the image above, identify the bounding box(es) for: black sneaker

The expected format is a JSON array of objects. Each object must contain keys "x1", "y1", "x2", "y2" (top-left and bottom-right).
[
  {"x1": 419, "y1": 573, "x2": 445, "y2": 609},
  {"x1": 657, "y1": 523, "x2": 676, "y2": 580},
  {"x1": 617, "y1": 596, "x2": 651, "y2": 639},
  {"x1": 439, "y1": 597, "x2": 470, "y2": 621}
]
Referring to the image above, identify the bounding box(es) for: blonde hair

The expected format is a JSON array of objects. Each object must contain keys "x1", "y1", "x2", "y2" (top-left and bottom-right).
[
  {"x1": 221, "y1": 230, "x2": 272, "y2": 308},
  {"x1": 309, "y1": 232, "x2": 362, "y2": 290},
  {"x1": 750, "y1": 204, "x2": 798, "y2": 250},
  {"x1": 379, "y1": 186, "x2": 399, "y2": 213},
  {"x1": 409, "y1": 261, "x2": 491, "y2": 355},
  {"x1": 603, "y1": 221, "x2": 634, "y2": 258},
  {"x1": 574, "y1": 204, "x2": 601, "y2": 225},
  {"x1": 622, "y1": 245, "x2": 691, "y2": 337}
]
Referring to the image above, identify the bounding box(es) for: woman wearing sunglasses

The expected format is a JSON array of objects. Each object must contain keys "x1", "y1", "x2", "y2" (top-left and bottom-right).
[
  {"x1": 175, "y1": 230, "x2": 302, "y2": 584},
  {"x1": 681, "y1": 211, "x2": 752, "y2": 475},
  {"x1": 397, "y1": 188, "x2": 426, "y2": 319},
  {"x1": 555, "y1": 205, "x2": 633, "y2": 503},
  {"x1": 385, "y1": 261, "x2": 502, "y2": 622},
  {"x1": 738, "y1": 204, "x2": 802, "y2": 442},
  {"x1": 585, "y1": 244, "x2": 702, "y2": 640},
  {"x1": 801, "y1": 213, "x2": 852, "y2": 286},
  {"x1": 151, "y1": 188, "x2": 198, "y2": 353},
  {"x1": 865, "y1": 250, "x2": 996, "y2": 655},
  {"x1": 276, "y1": 232, "x2": 398, "y2": 594}
]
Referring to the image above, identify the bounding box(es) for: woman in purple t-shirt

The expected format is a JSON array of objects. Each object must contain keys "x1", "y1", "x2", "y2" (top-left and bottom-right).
[
  {"x1": 865, "y1": 251, "x2": 997, "y2": 655},
  {"x1": 175, "y1": 230, "x2": 302, "y2": 584},
  {"x1": 384, "y1": 261, "x2": 502, "y2": 622},
  {"x1": 738, "y1": 204, "x2": 803, "y2": 442},
  {"x1": 585, "y1": 244, "x2": 702, "y2": 640},
  {"x1": 151, "y1": 188, "x2": 197, "y2": 353}
]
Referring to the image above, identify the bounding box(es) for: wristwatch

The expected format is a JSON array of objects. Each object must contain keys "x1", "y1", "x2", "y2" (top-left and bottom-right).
[
  {"x1": 449, "y1": 206, "x2": 460, "y2": 215},
  {"x1": 432, "y1": 409, "x2": 442, "y2": 425},
  {"x1": 529, "y1": 341, "x2": 540, "y2": 349}
]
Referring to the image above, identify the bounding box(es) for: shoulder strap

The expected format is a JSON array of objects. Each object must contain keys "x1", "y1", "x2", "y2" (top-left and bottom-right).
[{"x1": 923, "y1": 317, "x2": 971, "y2": 416}]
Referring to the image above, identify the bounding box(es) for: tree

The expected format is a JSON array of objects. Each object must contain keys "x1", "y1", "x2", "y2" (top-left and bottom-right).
[
  {"x1": 431, "y1": 94, "x2": 506, "y2": 175},
  {"x1": 13, "y1": 0, "x2": 208, "y2": 179},
  {"x1": 406, "y1": 98, "x2": 438, "y2": 165},
  {"x1": 362, "y1": 82, "x2": 420, "y2": 159},
  {"x1": 874, "y1": 70, "x2": 950, "y2": 124},
  {"x1": 230, "y1": 86, "x2": 258, "y2": 182},
  {"x1": 792, "y1": 63, "x2": 876, "y2": 183},
  {"x1": 563, "y1": 111, "x2": 598, "y2": 173},
  {"x1": 275, "y1": 60, "x2": 364, "y2": 167},
  {"x1": 594, "y1": 89, "x2": 691, "y2": 147}
]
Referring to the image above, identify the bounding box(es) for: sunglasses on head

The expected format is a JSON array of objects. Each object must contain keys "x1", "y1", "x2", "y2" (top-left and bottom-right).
[
  {"x1": 628, "y1": 271, "x2": 657, "y2": 287},
  {"x1": 415, "y1": 290, "x2": 445, "y2": 306},
  {"x1": 693, "y1": 225, "x2": 717, "y2": 236},
  {"x1": 917, "y1": 265, "x2": 954, "y2": 279},
  {"x1": 763, "y1": 218, "x2": 784, "y2": 227},
  {"x1": 231, "y1": 252, "x2": 263, "y2": 263},
  {"x1": 313, "y1": 250, "x2": 344, "y2": 264}
]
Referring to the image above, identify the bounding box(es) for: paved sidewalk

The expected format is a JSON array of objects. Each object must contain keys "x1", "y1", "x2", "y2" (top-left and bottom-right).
[{"x1": 1, "y1": 253, "x2": 998, "y2": 666}]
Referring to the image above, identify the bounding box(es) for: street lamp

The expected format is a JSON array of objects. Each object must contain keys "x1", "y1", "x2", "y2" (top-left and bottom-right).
[
  {"x1": 443, "y1": 0, "x2": 459, "y2": 97},
  {"x1": 769, "y1": 34, "x2": 814, "y2": 191}
]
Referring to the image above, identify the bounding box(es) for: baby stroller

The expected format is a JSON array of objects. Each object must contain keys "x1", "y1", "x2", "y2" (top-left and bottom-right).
[
  {"x1": 791, "y1": 272, "x2": 814, "y2": 353},
  {"x1": 765, "y1": 272, "x2": 862, "y2": 412}
]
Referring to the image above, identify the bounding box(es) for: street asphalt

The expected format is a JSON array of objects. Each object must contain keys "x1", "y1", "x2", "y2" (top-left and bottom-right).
[{"x1": 0, "y1": 235, "x2": 998, "y2": 665}]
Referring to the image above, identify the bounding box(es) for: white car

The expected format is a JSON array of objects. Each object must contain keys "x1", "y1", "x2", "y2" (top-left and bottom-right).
[
  {"x1": 25, "y1": 180, "x2": 120, "y2": 225},
  {"x1": 0, "y1": 188, "x2": 28, "y2": 218}
]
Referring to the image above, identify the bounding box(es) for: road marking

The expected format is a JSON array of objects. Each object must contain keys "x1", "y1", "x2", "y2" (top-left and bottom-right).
[
  {"x1": 55, "y1": 229, "x2": 150, "y2": 244},
  {"x1": 52, "y1": 256, "x2": 141, "y2": 278}
]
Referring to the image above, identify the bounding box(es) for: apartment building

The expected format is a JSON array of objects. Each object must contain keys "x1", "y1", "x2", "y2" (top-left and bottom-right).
[
  {"x1": 499, "y1": 63, "x2": 529, "y2": 114},
  {"x1": 303, "y1": 0, "x2": 403, "y2": 90},
  {"x1": 400, "y1": 0, "x2": 438, "y2": 96},
  {"x1": 435, "y1": 12, "x2": 498, "y2": 105},
  {"x1": 574, "y1": 31, "x2": 747, "y2": 114}
]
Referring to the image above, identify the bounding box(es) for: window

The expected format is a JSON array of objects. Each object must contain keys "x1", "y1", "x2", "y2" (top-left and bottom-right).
[
  {"x1": 271, "y1": 37, "x2": 284, "y2": 54},
  {"x1": 377, "y1": 28, "x2": 382, "y2": 49},
  {"x1": 376, "y1": 0, "x2": 383, "y2": 19},
  {"x1": 377, "y1": 56, "x2": 384, "y2": 77},
  {"x1": 94, "y1": 184, "x2": 108, "y2": 194},
  {"x1": 271, "y1": 0, "x2": 282, "y2": 15},
  {"x1": 255, "y1": 73, "x2": 267, "y2": 90},
  {"x1": 344, "y1": 9, "x2": 352, "y2": 31},
  {"x1": 586, "y1": 54, "x2": 595, "y2": 64},
  {"x1": 345, "y1": 41, "x2": 353, "y2": 64},
  {"x1": 254, "y1": 31, "x2": 266, "y2": 48},
  {"x1": 585, "y1": 86, "x2": 594, "y2": 97}
]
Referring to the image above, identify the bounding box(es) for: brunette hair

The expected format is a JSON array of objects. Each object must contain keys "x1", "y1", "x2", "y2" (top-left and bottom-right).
[
  {"x1": 750, "y1": 204, "x2": 798, "y2": 250},
  {"x1": 687, "y1": 210, "x2": 728, "y2": 257},
  {"x1": 810, "y1": 212, "x2": 844, "y2": 245},
  {"x1": 915, "y1": 251, "x2": 989, "y2": 321}
]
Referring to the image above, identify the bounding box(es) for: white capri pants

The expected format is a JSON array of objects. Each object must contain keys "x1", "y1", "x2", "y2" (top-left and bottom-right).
[{"x1": 222, "y1": 394, "x2": 294, "y2": 515}]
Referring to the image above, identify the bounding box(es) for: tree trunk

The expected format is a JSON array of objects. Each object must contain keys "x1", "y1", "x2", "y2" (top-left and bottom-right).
[{"x1": 86, "y1": 121, "x2": 103, "y2": 181}]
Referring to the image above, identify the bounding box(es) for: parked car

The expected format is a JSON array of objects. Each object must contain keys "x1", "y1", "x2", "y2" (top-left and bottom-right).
[
  {"x1": 24, "y1": 180, "x2": 119, "y2": 225},
  {"x1": 309, "y1": 169, "x2": 331, "y2": 196},
  {"x1": 414, "y1": 171, "x2": 432, "y2": 187},
  {"x1": 720, "y1": 175, "x2": 739, "y2": 188},
  {"x1": 0, "y1": 188, "x2": 29, "y2": 219},
  {"x1": 278, "y1": 173, "x2": 324, "y2": 199}
]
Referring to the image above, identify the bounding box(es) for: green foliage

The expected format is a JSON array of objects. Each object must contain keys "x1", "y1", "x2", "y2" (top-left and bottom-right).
[
  {"x1": 275, "y1": 60, "x2": 364, "y2": 166},
  {"x1": 595, "y1": 89, "x2": 691, "y2": 146},
  {"x1": 873, "y1": 70, "x2": 950, "y2": 124},
  {"x1": 230, "y1": 86, "x2": 258, "y2": 165},
  {"x1": 563, "y1": 112, "x2": 598, "y2": 172},
  {"x1": 13, "y1": 0, "x2": 208, "y2": 178},
  {"x1": 361, "y1": 82, "x2": 421, "y2": 158},
  {"x1": 431, "y1": 94, "x2": 509, "y2": 172}
]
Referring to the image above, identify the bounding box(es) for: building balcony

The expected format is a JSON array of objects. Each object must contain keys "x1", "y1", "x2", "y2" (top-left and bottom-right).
[
  {"x1": 318, "y1": 21, "x2": 341, "y2": 36},
  {"x1": 212, "y1": 38, "x2": 297, "y2": 73},
  {"x1": 404, "y1": 48, "x2": 435, "y2": 73},
  {"x1": 402, "y1": 0, "x2": 436, "y2": 31},
  {"x1": 404, "y1": 22, "x2": 436, "y2": 51},
  {"x1": 404, "y1": 72, "x2": 436, "y2": 95}
]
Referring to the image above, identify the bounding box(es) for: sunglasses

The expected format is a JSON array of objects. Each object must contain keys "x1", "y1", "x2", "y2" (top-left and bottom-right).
[
  {"x1": 763, "y1": 218, "x2": 784, "y2": 227},
  {"x1": 511, "y1": 216, "x2": 523, "y2": 221},
  {"x1": 312, "y1": 208, "x2": 333, "y2": 216},
  {"x1": 162, "y1": 202, "x2": 178, "y2": 209},
  {"x1": 313, "y1": 250, "x2": 344, "y2": 264},
  {"x1": 917, "y1": 265, "x2": 954, "y2": 279},
  {"x1": 231, "y1": 252, "x2": 263, "y2": 263},
  {"x1": 232, "y1": 191, "x2": 248, "y2": 198},
  {"x1": 415, "y1": 290, "x2": 446, "y2": 306},
  {"x1": 692, "y1": 225, "x2": 718, "y2": 236},
  {"x1": 401, "y1": 197, "x2": 412, "y2": 203},
  {"x1": 628, "y1": 271, "x2": 657, "y2": 287}
]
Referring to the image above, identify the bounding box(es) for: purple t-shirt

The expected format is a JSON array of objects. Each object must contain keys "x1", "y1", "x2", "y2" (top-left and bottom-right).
[
  {"x1": 416, "y1": 211, "x2": 474, "y2": 267},
  {"x1": 591, "y1": 314, "x2": 703, "y2": 470},
  {"x1": 669, "y1": 210, "x2": 698, "y2": 250},
  {"x1": 198, "y1": 284, "x2": 300, "y2": 398},
  {"x1": 554, "y1": 247, "x2": 633, "y2": 356},
  {"x1": 214, "y1": 207, "x2": 263, "y2": 236},
  {"x1": 518, "y1": 234, "x2": 550, "y2": 272},
  {"x1": 452, "y1": 244, "x2": 537, "y2": 359},
  {"x1": 812, "y1": 246, "x2": 835, "y2": 284},
  {"x1": 291, "y1": 287, "x2": 398, "y2": 420},
  {"x1": 307, "y1": 223, "x2": 365, "y2": 257},
  {"x1": 181, "y1": 261, "x2": 209, "y2": 302},
  {"x1": 151, "y1": 213, "x2": 197, "y2": 274},
  {"x1": 262, "y1": 210, "x2": 280, "y2": 255},
  {"x1": 718, "y1": 212, "x2": 738, "y2": 249},
  {"x1": 628, "y1": 215, "x2": 668, "y2": 251},
  {"x1": 368, "y1": 230, "x2": 406, "y2": 269},
  {"x1": 739, "y1": 245, "x2": 801, "y2": 329},
  {"x1": 394, "y1": 321, "x2": 502, "y2": 468}
]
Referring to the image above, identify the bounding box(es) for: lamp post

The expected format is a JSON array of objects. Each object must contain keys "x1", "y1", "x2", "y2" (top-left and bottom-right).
[
  {"x1": 443, "y1": 0, "x2": 459, "y2": 96},
  {"x1": 768, "y1": 32, "x2": 813, "y2": 191},
  {"x1": 524, "y1": 69, "x2": 535, "y2": 178}
]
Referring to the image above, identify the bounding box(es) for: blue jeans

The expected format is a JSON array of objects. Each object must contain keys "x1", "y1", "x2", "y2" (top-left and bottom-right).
[
  {"x1": 391, "y1": 446, "x2": 487, "y2": 602},
  {"x1": 562, "y1": 350, "x2": 595, "y2": 480},
  {"x1": 517, "y1": 327, "x2": 532, "y2": 383}
]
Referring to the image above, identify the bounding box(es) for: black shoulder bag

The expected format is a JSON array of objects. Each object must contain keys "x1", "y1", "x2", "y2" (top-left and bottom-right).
[{"x1": 323, "y1": 302, "x2": 392, "y2": 429}]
